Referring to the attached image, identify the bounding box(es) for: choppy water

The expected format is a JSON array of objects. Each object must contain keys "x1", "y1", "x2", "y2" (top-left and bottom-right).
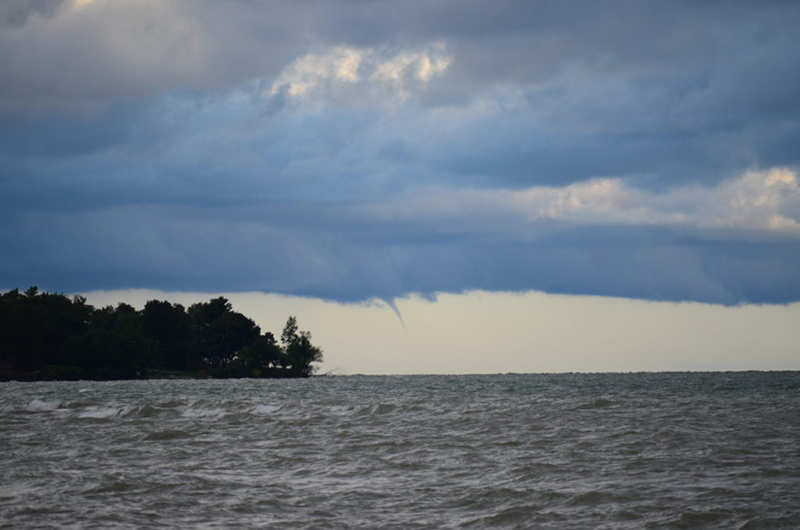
[{"x1": 1, "y1": 372, "x2": 799, "y2": 529}]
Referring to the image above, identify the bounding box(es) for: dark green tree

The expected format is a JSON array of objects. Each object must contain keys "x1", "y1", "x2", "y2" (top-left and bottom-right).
[
  {"x1": 236, "y1": 332, "x2": 283, "y2": 376},
  {"x1": 0, "y1": 288, "x2": 92, "y2": 372},
  {"x1": 1, "y1": 288, "x2": 325, "y2": 380},
  {"x1": 188, "y1": 297, "x2": 261, "y2": 368},
  {"x1": 72, "y1": 303, "x2": 149, "y2": 378},
  {"x1": 281, "y1": 316, "x2": 323, "y2": 377},
  {"x1": 142, "y1": 300, "x2": 192, "y2": 370}
]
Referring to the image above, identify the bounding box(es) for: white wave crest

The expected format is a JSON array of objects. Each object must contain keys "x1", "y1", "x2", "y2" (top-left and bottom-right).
[
  {"x1": 251, "y1": 404, "x2": 281, "y2": 415},
  {"x1": 25, "y1": 399, "x2": 63, "y2": 412},
  {"x1": 181, "y1": 407, "x2": 227, "y2": 418},
  {"x1": 78, "y1": 406, "x2": 130, "y2": 419}
]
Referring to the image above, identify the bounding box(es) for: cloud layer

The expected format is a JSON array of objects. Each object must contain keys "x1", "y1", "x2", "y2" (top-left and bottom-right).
[{"x1": 1, "y1": 0, "x2": 800, "y2": 304}]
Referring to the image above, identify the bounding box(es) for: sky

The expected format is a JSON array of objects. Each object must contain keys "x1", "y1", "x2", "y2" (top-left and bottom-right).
[{"x1": 2, "y1": 0, "x2": 799, "y2": 373}]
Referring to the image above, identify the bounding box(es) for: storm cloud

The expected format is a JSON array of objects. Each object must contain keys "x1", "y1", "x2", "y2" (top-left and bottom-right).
[{"x1": 1, "y1": 0, "x2": 799, "y2": 304}]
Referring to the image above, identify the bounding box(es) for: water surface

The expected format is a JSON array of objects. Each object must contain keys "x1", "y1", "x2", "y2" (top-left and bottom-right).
[{"x1": 2, "y1": 372, "x2": 799, "y2": 528}]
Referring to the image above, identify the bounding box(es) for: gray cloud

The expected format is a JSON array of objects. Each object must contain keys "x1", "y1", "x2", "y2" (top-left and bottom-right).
[
  {"x1": 3, "y1": 168, "x2": 799, "y2": 304},
  {"x1": 0, "y1": 0, "x2": 64, "y2": 28},
  {"x1": 1, "y1": 0, "x2": 800, "y2": 304}
]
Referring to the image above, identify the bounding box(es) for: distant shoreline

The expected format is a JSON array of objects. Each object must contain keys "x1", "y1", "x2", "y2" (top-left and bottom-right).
[
  {"x1": 0, "y1": 368, "x2": 312, "y2": 383},
  {"x1": 3, "y1": 369, "x2": 797, "y2": 383}
]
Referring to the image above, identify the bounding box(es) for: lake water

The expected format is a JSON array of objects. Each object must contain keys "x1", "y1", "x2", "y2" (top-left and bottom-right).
[{"x1": 1, "y1": 372, "x2": 799, "y2": 529}]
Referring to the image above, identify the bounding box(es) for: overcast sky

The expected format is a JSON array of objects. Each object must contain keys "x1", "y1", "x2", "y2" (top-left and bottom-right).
[{"x1": 2, "y1": 1, "x2": 799, "y2": 371}]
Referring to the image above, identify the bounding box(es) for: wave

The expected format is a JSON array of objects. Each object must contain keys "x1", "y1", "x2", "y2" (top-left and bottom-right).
[
  {"x1": 575, "y1": 398, "x2": 614, "y2": 409},
  {"x1": 3, "y1": 373, "x2": 800, "y2": 529},
  {"x1": 78, "y1": 406, "x2": 133, "y2": 419},
  {"x1": 24, "y1": 399, "x2": 64, "y2": 412}
]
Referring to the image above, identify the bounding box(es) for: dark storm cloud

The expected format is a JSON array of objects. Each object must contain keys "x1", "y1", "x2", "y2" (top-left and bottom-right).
[
  {"x1": 1, "y1": 0, "x2": 799, "y2": 304},
  {"x1": 0, "y1": 0, "x2": 64, "y2": 28}
]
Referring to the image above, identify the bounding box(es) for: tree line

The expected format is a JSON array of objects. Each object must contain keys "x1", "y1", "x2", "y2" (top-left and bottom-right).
[{"x1": 0, "y1": 287, "x2": 322, "y2": 381}]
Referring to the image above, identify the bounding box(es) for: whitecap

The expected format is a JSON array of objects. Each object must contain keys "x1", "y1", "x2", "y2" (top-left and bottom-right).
[
  {"x1": 365, "y1": 403, "x2": 397, "y2": 415},
  {"x1": 252, "y1": 404, "x2": 281, "y2": 415},
  {"x1": 78, "y1": 406, "x2": 126, "y2": 419},
  {"x1": 25, "y1": 399, "x2": 63, "y2": 412},
  {"x1": 181, "y1": 408, "x2": 227, "y2": 418}
]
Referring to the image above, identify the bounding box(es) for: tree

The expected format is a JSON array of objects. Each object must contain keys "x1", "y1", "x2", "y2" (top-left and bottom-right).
[
  {"x1": 142, "y1": 300, "x2": 191, "y2": 370},
  {"x1": 236, "y1": 332, "x2": 283, "y2": 376},
  {"x1": 281, "y1": 315, "x2": 298, "y2": 347},
  {"x1": 281, "y1": 316, "x2": 323, "y2": 377},
  {"x1": 71, "y1": 303, "x2": 149, "y2": 378},
  {"x1": 0, "y1": 287, "x2": 325, "y2": 380},
  {"x1": 188, "y1": 297, "x2": 261, "y2": 368}
]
